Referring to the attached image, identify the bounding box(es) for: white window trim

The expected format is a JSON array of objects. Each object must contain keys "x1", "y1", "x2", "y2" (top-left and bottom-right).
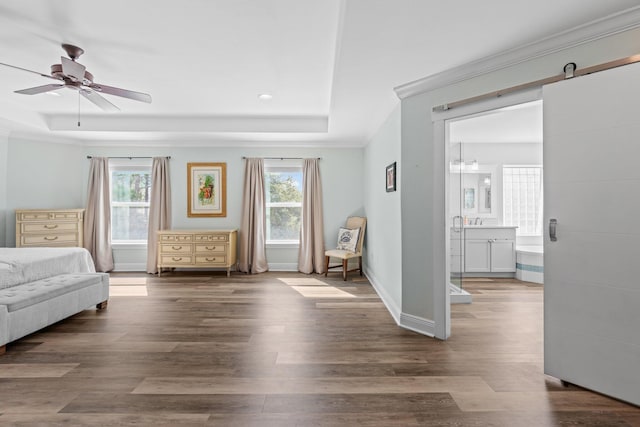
[
  {"x1": 109, "y1": 159, "x2": 152, "y2": 244},
  {"x1": 266, "y1": 241, "x2": 300, "y2": 249},
  {"x1": 264, "y1": 159, "x2": 303, "y2": 246}
]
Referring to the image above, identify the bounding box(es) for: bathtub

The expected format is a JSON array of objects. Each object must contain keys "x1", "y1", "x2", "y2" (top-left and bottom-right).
[{"x1": 516, "y1": 245, "x2": 543, "y2": 284}]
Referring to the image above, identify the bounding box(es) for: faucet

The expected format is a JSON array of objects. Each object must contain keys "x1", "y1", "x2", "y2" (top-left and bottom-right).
[{"x1": 474, "y1": 217, "x2": 482, "y2": 225}]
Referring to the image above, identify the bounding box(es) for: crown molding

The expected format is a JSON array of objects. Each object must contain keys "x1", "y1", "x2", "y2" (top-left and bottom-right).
[
  {"x1": 44, "y1": 114, "x2": 329, "y2": 133},
  {"x1": 4, "y1": 127, "x2": 367, "y2": 149},
  {"x1": 394, "y1": 6, "x2": 640, "y2": 99},
  {"x1": 82, "y1": 137, "x2": 365, "y2": 149},
  {"x1": 8, "y1": 130, "x2": 84, "y2": 146}
]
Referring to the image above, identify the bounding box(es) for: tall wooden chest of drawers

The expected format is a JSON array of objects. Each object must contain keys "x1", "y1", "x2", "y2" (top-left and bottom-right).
[
  {"x1": 15, "y1": 209, "x2": 85, "y2": 248},
  {"x1": 156, "y1": 229, "x2": 237, "y2": 277}
]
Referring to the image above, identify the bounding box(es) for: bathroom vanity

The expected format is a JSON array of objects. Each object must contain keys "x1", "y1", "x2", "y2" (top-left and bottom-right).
[{"x1": 451, "y1": 226, "x2": 517, "y2": 275}]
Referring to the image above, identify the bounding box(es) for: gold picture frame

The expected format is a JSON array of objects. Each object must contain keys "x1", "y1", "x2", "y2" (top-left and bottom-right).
[{"x1": 187, "y1": 162, "x2": 226, "y2": 217}]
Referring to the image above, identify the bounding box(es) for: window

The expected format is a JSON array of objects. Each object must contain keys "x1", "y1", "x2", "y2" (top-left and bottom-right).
[
  {"x1": 264, "y1": 160, "x2": 303, "y2": 244},
  {"x1": 110, "y1": 160, "x2": 152, "y2": 243},
  {"x1": 502, "y1": 166, "x2": 543, "y2": 236}
]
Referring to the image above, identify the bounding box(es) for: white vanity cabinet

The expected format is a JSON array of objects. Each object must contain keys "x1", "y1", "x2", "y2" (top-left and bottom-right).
[{"x1": 463, "y1": 227, "x2": 516, "y2": 273}]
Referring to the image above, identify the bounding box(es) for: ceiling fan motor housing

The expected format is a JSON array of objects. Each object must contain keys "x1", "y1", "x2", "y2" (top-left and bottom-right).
[{"x1": 50, "y1": 63, "x2": 93, "y2": 85}]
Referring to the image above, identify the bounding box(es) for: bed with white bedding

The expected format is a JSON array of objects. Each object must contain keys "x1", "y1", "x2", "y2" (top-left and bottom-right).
[
  {"x1": 0, "y1": 247, "x2": 106, "y2": 352},
  {"x1": 0, "y1": 247, "x2": 96, "y2": 289}
]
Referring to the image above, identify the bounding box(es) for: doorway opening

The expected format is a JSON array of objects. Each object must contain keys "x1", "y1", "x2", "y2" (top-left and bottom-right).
[{"x1": 446, "y1": 100, "x2": 543, "y2": 304}]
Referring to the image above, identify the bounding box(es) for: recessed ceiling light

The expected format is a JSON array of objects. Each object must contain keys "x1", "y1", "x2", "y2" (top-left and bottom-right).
[{"x1": 258, "y1": 93, "x2": 273, "y2": 101}]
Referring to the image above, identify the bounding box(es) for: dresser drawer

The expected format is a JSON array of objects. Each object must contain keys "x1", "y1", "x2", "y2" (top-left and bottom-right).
[
  {"x1": 160, "y1": 244, "x2": 192, "y2": 254},
  {"x1": 51, "y1": 211, "x2": 83, "y2": 220},
  {"x1": 161, "y1": 255, "x2": 193, "y2": 265},
  {"x1": 160, "y1": 234, "x2": 193, "y2": 242},
  {"x1": 195, "y1": 255, "x2": 227, "y2": 265},
  {"x1": 21, "y1": 222, "x2": 79, "y2": 233},
  {"x1": 195, "y1": 243, "x2": 226, "y2": 254},
  {"x1": 194, "y1": 234, "x2": 228, "y2": 242},
  {"x1": 21, "y1": 233, "x2": 79, "y2": 245},
  {"x1": 17, "y1": 212, "x2": 51, "y2": 221},
  {"x1": 17, "y1": 211, "x2": 83, "y2": 221}
]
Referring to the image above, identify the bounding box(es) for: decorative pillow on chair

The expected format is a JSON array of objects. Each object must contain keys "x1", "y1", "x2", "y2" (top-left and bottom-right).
[{"x1": 337, "y1": 227, "x2": 360, "y2": 252}]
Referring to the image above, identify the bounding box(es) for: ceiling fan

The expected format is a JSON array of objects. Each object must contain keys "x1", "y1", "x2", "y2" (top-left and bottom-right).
[{"x1": 0, "y1": 43, "x2": 152, "y2": 111}]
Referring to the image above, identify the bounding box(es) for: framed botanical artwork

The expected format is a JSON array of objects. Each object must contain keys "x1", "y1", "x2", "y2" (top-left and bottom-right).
[
  {"x1": 386, "y1": 162, "x2": 396, "y2": 192},
  {"x1": 187, "y1": 162, "x2": 226, "y2": 217}
]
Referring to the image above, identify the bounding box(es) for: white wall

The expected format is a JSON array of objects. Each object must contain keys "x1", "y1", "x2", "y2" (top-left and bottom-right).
[
  {"x1": 5, "y1": 136, "x2": 85, "y2": 247},
  {"x1": 401, "y1": 93, "x2": 439, "y2": 326},
  {"x1": 363, "y1": 106, "x2": 402, "y2": 319},
  {"x1": 3, "y1": 138, "x2": 365, "y2": 267},
  {"x1": 398, "y1": 26, "x2": 640, "y2": 338},
  {"x1": 0, "y1": 130, "x2": 9, "y2": 247},
  {"x1": 82, "y1": 145, "x2": 364, "y2": 271}
]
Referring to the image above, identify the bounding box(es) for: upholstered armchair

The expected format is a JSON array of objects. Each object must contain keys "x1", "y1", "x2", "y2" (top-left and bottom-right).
[{"x1": 324, "y1": 216, "x2": 367, "y2": 280}]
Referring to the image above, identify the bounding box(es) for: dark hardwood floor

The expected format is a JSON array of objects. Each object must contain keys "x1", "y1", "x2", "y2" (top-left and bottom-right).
[{"x1": 0, "y1": 272, "x2": 637, "y2": 426}]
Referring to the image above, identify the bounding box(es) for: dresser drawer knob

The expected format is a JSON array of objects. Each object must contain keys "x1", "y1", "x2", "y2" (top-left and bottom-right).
[
  {"x1": 206, "y1": 246, "x2": 216, "y2": 250},
  {"x1": 172, "y1": 257, "x2": 182, "y2": 261},
  {"x1": 44, "y1": 224, "x2": 59, "y2": 229},
  {"x1": 44, "y1": 236, "x2": 59, "y2": 241},
  {"x1": 206, "y1": 257, "x2": 216, "y2": 262},
  {"x1": 172, "y1": 246, "x2": 182, "y2": 250}
]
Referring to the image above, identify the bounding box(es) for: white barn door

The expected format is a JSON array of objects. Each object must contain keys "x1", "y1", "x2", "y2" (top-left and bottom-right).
[{"x1": 543, "y1": 62, "x2": 640, "y2": 405}]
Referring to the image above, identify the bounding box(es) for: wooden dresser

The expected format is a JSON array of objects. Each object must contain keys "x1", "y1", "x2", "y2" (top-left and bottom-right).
[
  {"x1": 156, "y1": 229, "x2": 237, "y2": 277},
  {"x1": 15, "y1": 209, "x2": 85, "y2": 248}
]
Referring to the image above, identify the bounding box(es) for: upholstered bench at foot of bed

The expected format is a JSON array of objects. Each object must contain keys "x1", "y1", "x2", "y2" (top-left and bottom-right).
[{"x1": 0, "y1": 273, "x2": 109, "y2": 354}]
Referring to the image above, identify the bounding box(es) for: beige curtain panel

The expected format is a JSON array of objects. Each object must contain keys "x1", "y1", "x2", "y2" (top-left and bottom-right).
[
  {"x1": 298, "y1": 158, "x2": 325, "y2": 274},
  {"x1": 84, "y1": 157, "x2": 114, "y2": 272},
  {"x1": 238, "y1": 158, "x2": 269, "y2": 274},
  {"x1": 146, "y1": 157, "x2": 172, "y2": 274}
]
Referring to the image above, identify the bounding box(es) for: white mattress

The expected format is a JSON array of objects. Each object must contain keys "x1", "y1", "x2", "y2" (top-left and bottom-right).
[{"x1": 0, "y1": 247, "x2": 96, "y2": 289}]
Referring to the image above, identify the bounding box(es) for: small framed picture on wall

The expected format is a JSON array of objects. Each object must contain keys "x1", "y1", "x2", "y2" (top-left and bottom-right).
[{"x1": 386, "y1": 162, "x2": 396, "y2": 192}]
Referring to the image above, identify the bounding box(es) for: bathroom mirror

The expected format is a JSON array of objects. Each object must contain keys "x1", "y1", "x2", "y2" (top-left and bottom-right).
[{"x1": 451, "y1": 166, "x2": 497, "y2": 218}]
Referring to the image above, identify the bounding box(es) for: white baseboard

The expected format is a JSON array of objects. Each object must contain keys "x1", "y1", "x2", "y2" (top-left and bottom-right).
[
  {"x1": 114, "y1": 262, "x2": 298, "y2": 273},
  {"x1": 268, "y1": 263, "x2": 298, "y2": 271},
  {"x1": 364, "y1": 267, "x2": 401, "y2": 325},
  {"x1": 113, "y1": 262, "x2": 146, "y2": 272},
  {"x1": 399, "y1": 312, "x2": 436, "y2": 338},
  {"x1": 365, "y1": 267, "x2": 436, "y2": 337}
]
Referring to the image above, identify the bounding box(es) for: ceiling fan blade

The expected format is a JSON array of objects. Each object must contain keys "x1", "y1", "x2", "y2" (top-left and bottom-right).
[
  {"x1": 0, "y1": 62, "x2": 60, "y2": 81},
  {"x1": 80, "y1": 89, "x2": 119, "y2": 112},
  {"x1": 88, "y1": 82, "x2": 152, "y2": 103},
  {"x1": 15, "y1": 83, "x2": 65, "y2": 95},
  {"x1": 61, "y1": 56, "x2": 86, "y2": 82}
]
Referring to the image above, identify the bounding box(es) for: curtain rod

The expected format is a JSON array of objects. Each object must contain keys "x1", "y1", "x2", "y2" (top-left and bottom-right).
[
  {"x1": 86, "y1": 156, "x2": 171, "y2": 159},
  {"x1": 242, "y1": 157, "x2": 321, "y2": 160},
  {"x1": 432, "y1": 54, "x2": 640, "y2": 112}
]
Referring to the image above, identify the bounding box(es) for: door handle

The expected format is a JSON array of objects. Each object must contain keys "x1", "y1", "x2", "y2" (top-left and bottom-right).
[{"x1": 549, "y1": 219, "x2": 557, "y2": 242}]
